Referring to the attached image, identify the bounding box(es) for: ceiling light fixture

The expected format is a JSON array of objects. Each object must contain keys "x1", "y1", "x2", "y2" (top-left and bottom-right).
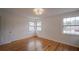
[{"x1": 33, "y1": 8, "x2": 44, "y2": 15}]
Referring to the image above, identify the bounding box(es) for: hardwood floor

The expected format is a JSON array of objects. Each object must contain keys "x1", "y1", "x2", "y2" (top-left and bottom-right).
[{"x1": 0, "y1": 36, "x2": 79, "y2": 51}]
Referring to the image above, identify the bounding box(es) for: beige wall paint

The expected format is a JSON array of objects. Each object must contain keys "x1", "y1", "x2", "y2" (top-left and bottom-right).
[{"x1": 38, "y1": 10, "x2": 79, "y2": 47}]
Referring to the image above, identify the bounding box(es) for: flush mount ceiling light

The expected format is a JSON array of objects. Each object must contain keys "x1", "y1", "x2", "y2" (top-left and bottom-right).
[{"x1": 33, "y1": 8, "x2": 44, "y2": 15}]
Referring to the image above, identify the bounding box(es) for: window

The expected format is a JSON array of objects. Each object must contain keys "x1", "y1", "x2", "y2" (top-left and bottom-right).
[
  {"x1": 63, "y1": 16, "x2": 79, "y2": 35},
  {"x1": 29, "y1": 21, "x2": 42, "y2": 32}
]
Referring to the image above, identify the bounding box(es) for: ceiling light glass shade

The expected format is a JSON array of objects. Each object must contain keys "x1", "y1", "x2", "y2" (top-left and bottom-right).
[{"x1": 33, "y1": 8, "x2": 44, "y2": 15}]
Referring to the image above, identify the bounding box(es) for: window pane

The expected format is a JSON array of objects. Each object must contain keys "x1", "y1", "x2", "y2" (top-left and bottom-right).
[
  {"x1": 29, "y1": 27, "x2": 35, "y2": 31},
  {"x1": 37, "y1": 22, "x2": 41, "y2": 26},
  {"x1": 63, "y1": 26, "x2": 71, "y2": 33},
  {"x1": 29, "y1": 22, "x2": 35, "y2": 26},
  {"x1": 76, "y1": 17, "x2": 79, "y2": 25},
  {"x1": 66, "y1": 18, "x2": 71, "y2": 25},
  {"x1": 63, "y1": 18, "x2": 67, "y2": 25},
  {"x1": 70, "y1": 26, "x2": 79, "y2": 35},
  {"x1": 37, "y1": 27, "x2": 41, "y2": 31},
  {"x1": 71, "y1": 17, "x2": 76, "y2": 25},
  {"x1": 75, "y1": 26, "x2": 79, "y2": 32}
]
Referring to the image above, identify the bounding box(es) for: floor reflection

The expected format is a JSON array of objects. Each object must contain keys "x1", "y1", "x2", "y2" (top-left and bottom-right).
[{"x1": 27, "y1": 38, "x2": 43, "y2": 51}]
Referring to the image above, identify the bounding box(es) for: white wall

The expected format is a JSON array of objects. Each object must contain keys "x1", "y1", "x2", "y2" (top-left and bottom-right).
[
  {"x1": 38, "y1": 10, "x2": 79, "y2": 47},
  {"x1": 0, "y1": 10, "x2": 34, "y2": 45}
]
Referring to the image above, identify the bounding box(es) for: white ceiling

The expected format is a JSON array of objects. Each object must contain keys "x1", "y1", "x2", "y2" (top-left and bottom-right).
[{"x1": 2, "y1": 8, "x2": 79, "y2": 18}]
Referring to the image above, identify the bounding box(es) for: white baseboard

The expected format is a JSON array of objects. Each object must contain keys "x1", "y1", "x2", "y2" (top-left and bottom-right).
[
  {"x1": 38, "y1": 35, "x2": 79, "y2": 48},
  {"x1": 0, "y1": 35, "x2": 34, "y2": 45}
]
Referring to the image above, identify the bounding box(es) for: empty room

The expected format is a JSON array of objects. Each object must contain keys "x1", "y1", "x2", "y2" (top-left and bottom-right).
[{"x1": 0, "y1": 8, "x2": 79, "y2": 51}]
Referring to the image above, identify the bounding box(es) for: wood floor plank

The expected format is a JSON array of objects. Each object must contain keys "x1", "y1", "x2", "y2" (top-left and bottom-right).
[{"x1": 0, "y1": 36, "x2": 79, "y2": 51}]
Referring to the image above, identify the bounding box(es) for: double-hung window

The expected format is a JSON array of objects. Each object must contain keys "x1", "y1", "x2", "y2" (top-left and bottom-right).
[{"x1": 63, "y1": 16, "x2": 79, "y2": 35}]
